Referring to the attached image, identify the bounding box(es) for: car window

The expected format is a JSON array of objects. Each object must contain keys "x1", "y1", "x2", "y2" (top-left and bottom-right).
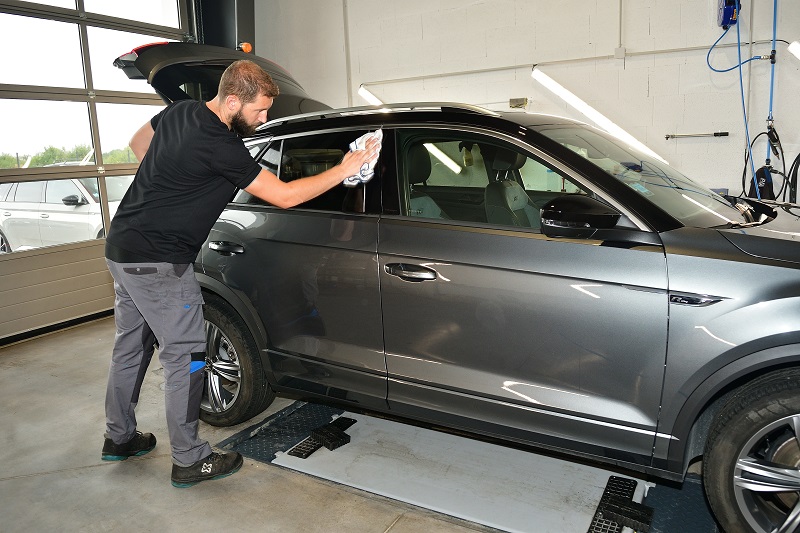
[
  {"x1": 105, "y1": 176, "x2": 135, "y2": 202},
  {"x1": 234, "y1": 130, "x2": 375, "y2": 214},
  {"x1": 534, "y1": 125, "x2": 745, "y2": 228},
  {"x1": 45, "y1": 179, "x2": 83, "y2": 204},
  {"x1": 13, "y1": 181, "x2": 44, "y2": 202},
  {"x1": 398, "y1": 131, "x2": 592, "y2": 230},
  {"x1": 0, "y1": 182, "x2": 12, "y2": 201}
]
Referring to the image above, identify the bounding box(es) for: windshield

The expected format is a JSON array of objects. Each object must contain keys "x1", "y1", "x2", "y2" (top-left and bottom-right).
[{"x1": 534, "y1": 125, "x2": 747, "y2": 228}]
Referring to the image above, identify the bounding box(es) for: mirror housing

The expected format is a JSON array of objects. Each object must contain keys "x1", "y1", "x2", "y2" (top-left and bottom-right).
[
  {"x1": 541, "y1": 195, "x2": 621, "y2": 239},
  {"x1": 62, "y1": 194, "x2": 87, "y2": 206}
]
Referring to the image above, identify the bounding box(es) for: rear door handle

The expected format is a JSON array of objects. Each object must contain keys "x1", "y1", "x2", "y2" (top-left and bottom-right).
[
  {"x1": 208, "y1": 241, "x2": 245, "y2": 256},
  {"x1": 384, "y1": 263, "x2": 437, "y2": 281}
]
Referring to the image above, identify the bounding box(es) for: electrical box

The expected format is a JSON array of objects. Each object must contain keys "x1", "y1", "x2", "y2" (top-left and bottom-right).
[{"x1": 718, "y1": 0, "x2": 738, "y2": 28}]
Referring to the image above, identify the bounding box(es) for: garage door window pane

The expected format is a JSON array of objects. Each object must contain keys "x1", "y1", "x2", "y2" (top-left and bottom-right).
[
  {"x1": 96, "y1": 103, "x2": 164, "y2": 161},
  {"x1": 87, "y1": 27, "x2": 176, "y2": 92},
  {"x1": 33, "y1": 1, "x2": 76, "y2": 8},
  {"x1": 0, "y1": 100, "x2": 93, "y2": 169},
  {"x1": 84, "y1": 0, "x2": 180, "y2": 27},
  {"x1": 0, "y1": 14, "x2": 84, "y2": 88}
]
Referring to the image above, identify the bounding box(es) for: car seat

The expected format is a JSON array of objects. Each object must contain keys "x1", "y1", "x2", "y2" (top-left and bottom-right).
[
  {"x1": 407, "y1": 144, "x2": 448, "y2": 219},
  {"x1": 484, "y1": 149, "x2": 540, "y2": 229}
]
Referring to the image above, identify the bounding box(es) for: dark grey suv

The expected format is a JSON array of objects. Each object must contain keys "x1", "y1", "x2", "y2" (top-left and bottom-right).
[{"x1": 121, "y1": 44, "x2": 800, "y2": 533}]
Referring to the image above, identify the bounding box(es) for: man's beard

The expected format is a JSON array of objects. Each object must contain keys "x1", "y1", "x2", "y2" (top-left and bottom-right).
[{"x1": 230, "y1": 110, "x2": 257, "y2": 137}]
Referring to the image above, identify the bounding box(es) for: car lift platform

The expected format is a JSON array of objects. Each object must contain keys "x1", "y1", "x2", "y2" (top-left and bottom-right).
[{"x1": 218, "y1": 401, "x2": 720, "y2": 533}]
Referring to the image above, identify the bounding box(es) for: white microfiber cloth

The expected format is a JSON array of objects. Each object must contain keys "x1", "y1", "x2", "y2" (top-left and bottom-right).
[{"x1": 343, "y1": 129, "x2": 383, "y2": 187}]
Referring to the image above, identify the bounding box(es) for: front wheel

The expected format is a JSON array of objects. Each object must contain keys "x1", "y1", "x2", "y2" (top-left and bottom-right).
[
  {"x1": 704, "y1": 368, "x2": 800, "y2": 533},
  {"x1": 201, "y1": 292, "x2": 275, "y2": 426}
]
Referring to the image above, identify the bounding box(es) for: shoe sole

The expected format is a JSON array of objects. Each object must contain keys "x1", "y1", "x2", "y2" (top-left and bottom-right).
[
  {"x1": 171, "y1": 461, "x2": 243, "y2": 488},
  {"x1": 101, "y1": 446, "x2": 156, "y2": 461}
]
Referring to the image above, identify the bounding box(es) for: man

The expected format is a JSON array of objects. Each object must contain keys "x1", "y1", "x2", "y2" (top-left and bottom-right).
[{"x1": 101, "y1": 60, "x2": 379, "y2": 488}]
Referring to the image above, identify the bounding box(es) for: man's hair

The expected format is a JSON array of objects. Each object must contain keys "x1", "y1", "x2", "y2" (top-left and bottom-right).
[{"x1": 218, "y1": 60, "x2": 280, "y2": 103}]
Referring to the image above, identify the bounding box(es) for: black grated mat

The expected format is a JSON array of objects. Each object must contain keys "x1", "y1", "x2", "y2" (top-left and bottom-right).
[
  {"x1": 218, "y1": 401, "x2": 345, "y2": 463},
  {"x1": 643, "y1": 474, "x2": 721, "y2": 533}
]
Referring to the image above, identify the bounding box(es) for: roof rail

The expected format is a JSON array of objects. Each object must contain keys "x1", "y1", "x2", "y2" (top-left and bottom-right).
[{"x1": 261, "y1": 102, "x2": 500, "y2": 128}]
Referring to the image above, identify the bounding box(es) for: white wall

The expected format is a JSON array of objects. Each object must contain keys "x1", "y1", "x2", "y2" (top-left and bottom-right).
[{"x1": 255, "y1": 0, "x2": 800, "y2": 195}]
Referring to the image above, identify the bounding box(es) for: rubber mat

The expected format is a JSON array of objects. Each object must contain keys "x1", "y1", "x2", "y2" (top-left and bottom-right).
[
  {"x1": 643, "y1": 475, "x2": 721, "y2": 532},
  {"x1": 219, "y1": 401, "x2": 648, "y2": 533}
]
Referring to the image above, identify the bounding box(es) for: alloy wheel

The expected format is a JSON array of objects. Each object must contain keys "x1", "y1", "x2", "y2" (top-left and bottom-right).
[
  {"x1": 201, "y1": 320, "x2": 242, "y2": 414},
  {"x1": 733, "y1": 414, "x2": 800, "y2": 532}
]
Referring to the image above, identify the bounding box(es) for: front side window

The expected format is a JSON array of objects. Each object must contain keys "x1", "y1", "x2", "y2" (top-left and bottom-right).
[{"x1": 398, "y1": 130, "x2": 592, "y2": 230}]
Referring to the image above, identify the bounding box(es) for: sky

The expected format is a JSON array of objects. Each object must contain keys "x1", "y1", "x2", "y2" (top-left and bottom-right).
[{"x1": 0, "y1": 2, "x2": 177, "y2": 158}]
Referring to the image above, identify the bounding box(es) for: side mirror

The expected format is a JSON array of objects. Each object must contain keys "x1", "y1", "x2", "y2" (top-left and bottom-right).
[
  {"x1": 62, "y1": 194, "x2": 87, "y2": 206},
  {"x1": 541, "y1": 195, "x2": 621, "y2": 239}
]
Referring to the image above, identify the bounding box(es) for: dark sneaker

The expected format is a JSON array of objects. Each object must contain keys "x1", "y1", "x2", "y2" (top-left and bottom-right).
[
  {"x1": 101, "y1": 431, "x2": 157, "y2": 461},
  {"x1": 171, "y1": 451, "x2": 243, "y2": 488}
]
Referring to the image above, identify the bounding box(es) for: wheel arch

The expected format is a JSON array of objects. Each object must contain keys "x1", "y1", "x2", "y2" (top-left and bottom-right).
[
  {"x1": 195, "y1": 271, "x2": 273, "y2": 375},
  {"x1": 664, "y1": 343, "x2": 800, "y2": 476}
]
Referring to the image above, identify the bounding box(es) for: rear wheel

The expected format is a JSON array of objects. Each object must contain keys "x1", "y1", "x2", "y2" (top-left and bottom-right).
[
  {"x1": 704, "y1": 368, "x2": 800, "y2": 533},
  {"x1": 201, "y1": 292, "x2": 275, "y2": 426}
]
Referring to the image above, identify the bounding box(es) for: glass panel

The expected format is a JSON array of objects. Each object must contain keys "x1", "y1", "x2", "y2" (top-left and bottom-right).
[
  {"x1": 0, "y1": 100, "x2": 93, "y2": 169},
  {"x1": 536, "y1": 125, "x2": 746, "y2": 228},
  {"x1": 399, "y1": 132, "x2": 592, "y2": 229},
  {"x1": 0, "y1": 177, "x2": 124, "y2": 253},
  {"x1": 95, "y1": 102, "x2": 165, "y2": 162},
  {"x1": 87, "y1": 26, "x2": 176, "y2": 92},
  {"x1": 29, "y1": 1, "x2": 75, "y2": 8},
  {"x1": 84, "y1": 0, "x2": 180, "y2": 27},
  {"x1": 0, "y1": 14, "x2": 84, "y2": 88},
  {"x1": 104, "y1": 175, "x2": 135, "y2": 203}
]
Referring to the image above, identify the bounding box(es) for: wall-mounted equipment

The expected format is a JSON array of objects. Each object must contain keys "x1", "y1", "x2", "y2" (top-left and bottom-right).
[{"x1": 718, "y1": 0, "x2": 738, "y2": 29}]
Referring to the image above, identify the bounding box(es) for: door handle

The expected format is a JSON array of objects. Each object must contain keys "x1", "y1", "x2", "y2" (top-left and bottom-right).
[
  {"x1": 40, "y1": 213, "x2": 49, "y2": 218},
  {"x1": 384, "y1": 263, "x2": 437, "y2": 281},
  {"x1": 208, "y1": 241, "x2": 245, "y2": 256}
]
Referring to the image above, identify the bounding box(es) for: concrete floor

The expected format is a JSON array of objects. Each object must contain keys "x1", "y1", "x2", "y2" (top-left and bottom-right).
[{"x1": 0, "y1": 316, "x2": 497, "y2": 533}]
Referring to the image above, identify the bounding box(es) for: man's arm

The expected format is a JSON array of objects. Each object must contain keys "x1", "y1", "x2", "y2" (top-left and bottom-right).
[
  {"x1": 130, "y1": 121, "x2": 155, "y2": 161},
  {"x1": 245, "y1": 138, "x2": 379, "y2": 209}
]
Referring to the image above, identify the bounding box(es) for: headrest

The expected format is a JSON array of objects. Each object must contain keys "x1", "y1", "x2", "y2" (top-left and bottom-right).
[
  {"x1": 407, "y1": 144, "x2": 432, "y2": 184},
  {"x1": 492, "y1": 149, "x2": 527, "y2": 172}
]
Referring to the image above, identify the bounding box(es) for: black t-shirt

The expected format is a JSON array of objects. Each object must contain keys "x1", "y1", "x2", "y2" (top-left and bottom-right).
[{"x1": 106, "y1": 100, "x2": 261, "y2": 264}]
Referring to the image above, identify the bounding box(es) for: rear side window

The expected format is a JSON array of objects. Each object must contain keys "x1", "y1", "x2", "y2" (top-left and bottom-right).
[
  {"x1": 234, "y1": 130, "x2": 380, "y2": 214},
  {"x1": 13, "y1": 181, "x2": 44, "y2": 202}
]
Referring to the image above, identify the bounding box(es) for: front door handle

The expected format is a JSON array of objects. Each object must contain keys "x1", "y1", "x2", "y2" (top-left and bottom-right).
[
  {"x1": 384, "y1": 263, "x2": 437, "y2": 282},
  {"x1": 208, "y1": 241, "x2": 245, "y2": 256}
]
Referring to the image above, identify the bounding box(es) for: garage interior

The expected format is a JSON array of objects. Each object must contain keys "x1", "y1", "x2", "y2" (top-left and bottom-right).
[{"x1": 2, "y1": 1, "x2": 800, "y2": 532}]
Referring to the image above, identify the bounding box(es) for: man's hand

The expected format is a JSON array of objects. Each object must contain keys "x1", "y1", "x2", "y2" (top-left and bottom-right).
[{"x1": 338, "y1": 136, "x2": 381, "y2": 178}]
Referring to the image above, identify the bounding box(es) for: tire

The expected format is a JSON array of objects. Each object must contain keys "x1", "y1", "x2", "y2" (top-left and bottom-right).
[
  {"x1": 200, "y1": 292, "x2": 275, "y2": 426},
  {"x1": 704, "y1": 368, "x2": 800, "y2": 533},
  {"x1": 0, "y1": 230, "x2": 10, "y2": 253}
]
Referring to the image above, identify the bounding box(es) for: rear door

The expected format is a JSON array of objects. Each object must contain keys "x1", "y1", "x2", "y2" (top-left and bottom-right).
[
  {"x1": 380, "y1": 128, "x2": 669, "y2": 463},
  {"x1": 202, "y1": 129, "x2": 387, "y2": 408},
  {"x1": 2, "y1": 181, "x2": 44, "y2": 250}
]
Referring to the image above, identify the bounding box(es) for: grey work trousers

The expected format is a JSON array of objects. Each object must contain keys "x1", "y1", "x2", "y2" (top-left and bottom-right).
[{"x1": 105, "y1": 259, "x2": 212, "y2": 466}]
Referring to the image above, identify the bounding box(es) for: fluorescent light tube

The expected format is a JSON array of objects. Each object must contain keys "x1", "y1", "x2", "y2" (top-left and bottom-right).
[
  {"x1": 358, "y1": 85, "x2": 384, "y2": 106},
  {"x1": 789, "y1": 41, "x2": 800, "y2": 61},
  {"x1": 424, "y1": 143, "x2": 462, "y2": 174},
  {"x1": 531, "y1": 67, "x2": 668, "y2": 164}
]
